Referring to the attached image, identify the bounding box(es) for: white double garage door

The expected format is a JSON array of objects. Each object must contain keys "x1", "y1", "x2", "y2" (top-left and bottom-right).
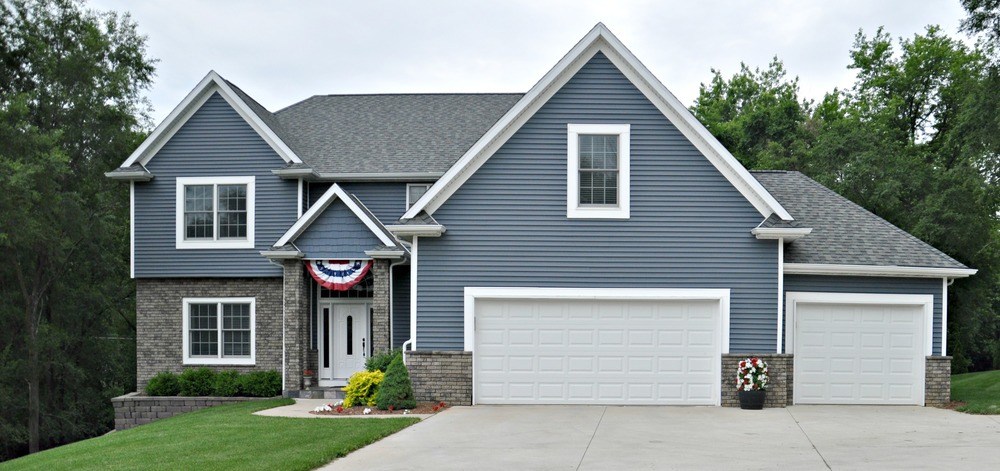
[{"x1": 468, "y1": 288, "x2": 932, "y2": 406}]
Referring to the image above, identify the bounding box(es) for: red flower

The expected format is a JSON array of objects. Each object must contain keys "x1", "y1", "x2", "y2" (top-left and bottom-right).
[
  {"x1": 335, "y1": 405, "x2": 344, "y2": 413},
  {"x1": 439, "y1": 401, "x2": 447, "y2": 408},
  {"x1": 432, "y1": 405, "x2": 440, "y2": 412},
  {"x1": 389, "y1": 405, "x2": 395, "y2": 411}
]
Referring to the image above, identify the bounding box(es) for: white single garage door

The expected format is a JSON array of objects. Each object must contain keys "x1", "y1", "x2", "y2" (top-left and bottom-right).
[
  {"x1": 470, "y1": 291, "x2": 725, "y2": 405},
  {"x1": 789, "y1": 293, "x2": 931, "y2": 405}
]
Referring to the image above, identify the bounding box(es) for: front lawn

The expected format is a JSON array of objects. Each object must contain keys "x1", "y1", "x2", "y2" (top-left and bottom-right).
[
  {"x1": 952, "y1": 370, "x2": 1000, "y2": 414},
  {"x1": 1, "y1": 398, "x2": 419, "y2": 470}
]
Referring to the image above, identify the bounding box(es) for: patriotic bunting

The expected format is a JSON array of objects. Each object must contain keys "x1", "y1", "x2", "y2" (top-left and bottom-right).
[{"x1": 305, "y1": 260, "x2": 372, "y2": 291}]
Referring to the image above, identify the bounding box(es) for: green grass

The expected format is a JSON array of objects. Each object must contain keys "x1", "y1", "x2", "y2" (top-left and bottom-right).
[
  {"x1": 952, "y1": 370, "x2": 1000, "y2": 414},
  {"x1": 1, "y1": 398, "x2": 419, "y2": 470}
]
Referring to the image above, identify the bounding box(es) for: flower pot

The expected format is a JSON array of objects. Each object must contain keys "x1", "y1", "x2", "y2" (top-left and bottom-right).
[
  {"x1": 303, "y1": 377, "x2": 313, "y2": 388},
  {"x1": 738, "y1": 390, "x2": 766, "y2": 410}
]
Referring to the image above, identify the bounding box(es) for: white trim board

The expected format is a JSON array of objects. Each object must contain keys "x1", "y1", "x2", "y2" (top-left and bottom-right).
[
  {"x1": 182, "y1": 297, "x2": 256, "y2": 366},
  {"x1": 274, "y1": 183, "x2": 396, "y2": 248},
  {"x1": 119, "y1": 71, "x2": 302, "y2": 169},
  {"x1": 403, "y1": 23, "x2": 791, "y2": 223},
  {"x1": 784, "y1": 263, "x2": 977, "y2": 279},
  {"x1": 783, "y1": 291, "x2": 934, "y2": 357}
]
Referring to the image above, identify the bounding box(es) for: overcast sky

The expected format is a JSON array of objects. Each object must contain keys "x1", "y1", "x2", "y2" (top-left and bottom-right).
[{"x1": 89, "y1": 0, "x2": 969, "y2": 123}]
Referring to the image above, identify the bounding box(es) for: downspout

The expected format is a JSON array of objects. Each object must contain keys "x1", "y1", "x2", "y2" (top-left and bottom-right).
[
  {"x1": 401, "y1": 236, "x2": 419, "y2": 363},
  {"x1": 777, "y1": 238, "x2": 784, "y2": 354}
]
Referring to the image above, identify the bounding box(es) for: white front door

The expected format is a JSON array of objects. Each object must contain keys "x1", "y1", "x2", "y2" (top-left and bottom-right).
[{"x1": 318, "y1": 301, "x2": 370, "y2": 384}]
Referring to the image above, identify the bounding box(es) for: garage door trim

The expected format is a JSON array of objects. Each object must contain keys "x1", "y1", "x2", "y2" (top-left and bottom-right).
[
  {"x1": 464, "y1": 287, "x2": 731, "y2": 405},
  {"x1": 784, "y1": 292, "x2": 933, "y2": 357}
]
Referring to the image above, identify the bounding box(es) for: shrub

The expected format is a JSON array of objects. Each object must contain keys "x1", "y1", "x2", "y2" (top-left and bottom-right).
[
  {"x1": 213, "y1": 370, "x2": 242, "y2": 396},
  {"x1": 343, "y1": 370, "x2": 384, "y2": 407},
  {"x1": 239, "y1": 371, "x2": 281, "y2": 397},
  {"x1": 178, "y1": 368, "x2": 217, "y2": 396},
  {"x1": 375, "y1": 355, "x2": 416, "y2": 410},
  {"x1": 366, "y1": 349, "x2": 401, "y2": 373},
  {"x1": 145, "y1": 371, "x2": 181, "y2": 396}
]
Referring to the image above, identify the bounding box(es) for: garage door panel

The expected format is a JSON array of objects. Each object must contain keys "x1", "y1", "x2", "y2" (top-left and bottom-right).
[
  {"x1": 475, "y1": 298, "x2": 721, "y2": 405},
  {"x1": 794, "y1": 301, "x2": 925, "y2": 405}
]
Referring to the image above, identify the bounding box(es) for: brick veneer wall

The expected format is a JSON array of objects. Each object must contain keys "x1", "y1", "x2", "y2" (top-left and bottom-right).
[
  {"x1": 925, "y1": 356, "x2": 952, "y2": 406},
  {"x1": 406, "y1": 351, "x2": 472, "y2": 405},
  {"x1": 112, "y1": 392, "x2": 272, "y2": 430},
  {"x1": 135, "y1": 278, "x2": 283, "y2": 390},
  {"x1": 721, "y1": 354, "x2": 794, "y2": 408},
  {"x1": 282, "y1": 261, "x2": 308, "y2": 392},
  {"x1": 371, "y1": 259, "x2": 391, "y2": 354}
]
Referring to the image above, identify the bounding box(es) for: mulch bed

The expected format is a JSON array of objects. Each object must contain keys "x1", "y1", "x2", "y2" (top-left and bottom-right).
[{"x1": 310, "y1": 401, "x2": 449, "y2": 416}]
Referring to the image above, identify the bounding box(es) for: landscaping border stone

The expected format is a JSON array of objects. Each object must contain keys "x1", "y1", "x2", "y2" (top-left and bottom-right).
[{"x1": 112, "y1": 392, "x2": 274, "y2": 430}]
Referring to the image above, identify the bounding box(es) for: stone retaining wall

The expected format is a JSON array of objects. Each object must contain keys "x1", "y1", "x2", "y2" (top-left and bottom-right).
[
  {"x1": 112, "y1": 392, "x2": 272, "y2": 430},
  {"x1": 721, "y1": 354, "x2": 794, "y2": 408},
  {"x1": 405, "y1": 351, "x2": 472, "y2": 405}
]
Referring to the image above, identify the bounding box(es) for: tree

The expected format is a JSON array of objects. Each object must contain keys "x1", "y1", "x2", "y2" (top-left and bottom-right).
[{"x1": 0, "y1": 0, "x2": 154, "y2": 458}]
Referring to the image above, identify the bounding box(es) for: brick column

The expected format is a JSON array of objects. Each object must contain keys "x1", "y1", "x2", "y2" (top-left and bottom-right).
[
  {"x1": 371, "y1": 259, "x2": 391, "y2": 354},
  {"x1": 925, "y1": 356, "x2": 952, "y2": 406},
  {"x1": 282, "y1": 260, "x2": 308, "y2": 392}
]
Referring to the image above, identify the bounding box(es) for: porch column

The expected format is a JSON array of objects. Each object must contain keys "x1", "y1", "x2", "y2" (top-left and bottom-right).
[
  {"x1": 372, "y1": 259, "x2": 391, "y2": 354},
  {"x1": 282, "y1": 260, "x2": 308, "y2": 391}
]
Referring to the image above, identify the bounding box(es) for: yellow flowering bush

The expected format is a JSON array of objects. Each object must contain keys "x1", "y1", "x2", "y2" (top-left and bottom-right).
[{"x1": 342, "y1": 370, "x2": 384, "y2": 407}]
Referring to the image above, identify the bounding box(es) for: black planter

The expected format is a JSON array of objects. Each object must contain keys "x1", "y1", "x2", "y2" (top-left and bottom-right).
[{"x1": 738, "y1": 390, "x2": 766, "y2": 410}]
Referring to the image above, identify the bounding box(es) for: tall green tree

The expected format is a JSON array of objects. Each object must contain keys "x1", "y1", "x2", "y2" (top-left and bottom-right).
[
  {"x1": 0, "y1": 0, "x2": 153, "y2": 458},
  {"x1": 692, "y1": 24, "x2": 999, "y2": 373}
]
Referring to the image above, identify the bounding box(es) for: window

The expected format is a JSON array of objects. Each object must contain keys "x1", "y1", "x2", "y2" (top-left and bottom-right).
[
  {"x1": 406, "y1": 183, "x2": 431, "y2": 209},
  {"x1": 567, "y1": 124, "x2": 630, "y2": 219},
  {"x1": 175, "y1": 176, "x2": 255, "y2": 249},
  {"x1": 182, "y1": 297, "x2": 255, "y2": 365}
]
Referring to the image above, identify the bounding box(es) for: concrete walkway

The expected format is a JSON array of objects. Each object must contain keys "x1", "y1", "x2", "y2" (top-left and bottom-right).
[
  {"x1": 253, "y1": 398, "x2": 432, "y2": 419},
  {"x1": 321, "y1": 405, "x2": 1000, "y2": 470}
]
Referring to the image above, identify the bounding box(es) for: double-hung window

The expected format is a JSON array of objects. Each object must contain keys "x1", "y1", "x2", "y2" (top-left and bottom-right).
[
  {"x1": 183, "y1": 297, "x2": 255, "y2": 365},
  {"x1": 175, "y1": 176, "x2": 255, "y2": 249},
  {"x1": 567, "y1": 124, "x2": 630, "y2": 218}
]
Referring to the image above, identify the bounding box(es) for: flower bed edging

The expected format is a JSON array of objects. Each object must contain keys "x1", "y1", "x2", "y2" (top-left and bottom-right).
[{"x1": 112, "y1": 392, "x2": 276, "y2": 431}]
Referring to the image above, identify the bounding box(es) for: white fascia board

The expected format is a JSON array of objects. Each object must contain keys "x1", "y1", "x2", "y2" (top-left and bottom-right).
[
  {"x1": 273, "y1": 183, "x2": 396, "y2": 248},
  {"x1": 120, "y1": 71, "x2": 302, "y2": 169},
  {"x1": 316, "y1": 172, "x2": 443, "y2": 182},
  {"x1": 259, "y1": 249, "x2": 304, "y2": 259},
  {"x1": 272, "y1": 168, "x2": 318, "y2": 180},
  {"x1": 364, "y1": 249, "x2": 407, "y2": 259},
  {"x1": 105, "y1": 170, "x2": 153, "y2": 182},
  {"x1": 385, "y1": 224, "x2": 446, "y2": 237},
  {"x1": 403, "y1": 23, "x2": 792, "y2": 222},
  {"x1": 784, "y1": 263, "x2": 977, "y2": 279},
  {"x1": 751, "y1": 227, "x2": 812, "y2": 240}
]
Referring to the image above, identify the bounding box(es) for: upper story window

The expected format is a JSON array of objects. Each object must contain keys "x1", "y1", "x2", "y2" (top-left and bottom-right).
[
  {"x1": 182, "y1": 297, "x2": 255, "y2": 365},
  {"x1": 406, "y1": 183, "x2": 431, "y2": 209},
  {"x1": 567, "y1": 124, "x2": 630, "y2": 219},
  {"x1": 175, "y1": 176, "x2": 255, "y2": 249}
]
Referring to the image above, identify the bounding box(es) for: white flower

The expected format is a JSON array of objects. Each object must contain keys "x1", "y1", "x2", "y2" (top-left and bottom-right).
[
  {"x1": 334, "y1": 400, "x2": 344, "y2": 406},
  {"x1": 403, "y1": 410, "x2": 410, "y2": 415},
  {"x1": 313, "y1": 406, "x2": 323, "y2": 412},
  {"x1": 363, "y1": 407, "x2": 372, "y2": 415}
]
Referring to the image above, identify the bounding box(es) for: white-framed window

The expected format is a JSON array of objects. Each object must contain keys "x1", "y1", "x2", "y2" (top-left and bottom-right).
[
  {"x1": 406, "y1": 183, "x2": 431, "y2": 209},
  {"x1": 175, "y1": 176, "x2": 255, "y2": 249},
  {"x1": 567, "y1": 123, "x2": 630, "y2": 219},
  {"x1": 182, "y1": 297, "x2": 256, "y2": 365}
]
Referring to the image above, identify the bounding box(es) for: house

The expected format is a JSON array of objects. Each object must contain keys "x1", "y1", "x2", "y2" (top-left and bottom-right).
[{"x1": 107, "y1": 24, "x2": 974, "y2": 407}]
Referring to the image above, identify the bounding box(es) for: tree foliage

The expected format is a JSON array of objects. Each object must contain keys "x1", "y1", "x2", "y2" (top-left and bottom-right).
[
  {"x1": 692, "y1": 22, "x2": 1000, "y2": 373},
  {"x1": 0, "y1": 0, "x2": 154, "y2": 459}
]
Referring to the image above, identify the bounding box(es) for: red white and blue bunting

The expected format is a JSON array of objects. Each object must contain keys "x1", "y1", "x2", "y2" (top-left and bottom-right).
[{"x1": 305, "y1": 260, "x2": 372, "y2": 291}]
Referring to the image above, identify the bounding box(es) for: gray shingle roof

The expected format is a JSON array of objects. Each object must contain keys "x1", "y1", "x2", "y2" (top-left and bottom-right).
[
  {"x1": 272, "y1": 93, "x2": 523, "y2": 174},
  {"x1": 752, "y1": 170, "x2": 967, "y2": 269}
]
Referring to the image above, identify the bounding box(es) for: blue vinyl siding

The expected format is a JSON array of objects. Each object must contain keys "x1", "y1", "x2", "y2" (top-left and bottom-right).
[
  {"x1": 416, "y1": 52, "x2": 779, "y2": 351},
  {"x1": 392, "y1": 265, "x2": 411, "y2": 349},
  {"x1": 295, "y1": 198, "x2": 384, "y2": 259},
  {"x1": 784, "y1": 275, "x2": 944, "y2": 355},
  {"x1": 308, "y1": 182, "x2": 407, "y2": 222},
  {"x1": 134, "y1": 92, "x2": 297, "y2": 277}
]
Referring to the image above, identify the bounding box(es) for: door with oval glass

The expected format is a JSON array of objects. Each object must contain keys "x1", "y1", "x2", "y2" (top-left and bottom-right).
[{"x1": 318, "y1": 300, "x2": 370, "y2": 384}]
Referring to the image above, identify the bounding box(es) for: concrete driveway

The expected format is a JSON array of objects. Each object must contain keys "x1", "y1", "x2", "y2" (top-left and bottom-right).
[{"x1": 322, "y1": 405, "x2": 1000, "y2": 470}]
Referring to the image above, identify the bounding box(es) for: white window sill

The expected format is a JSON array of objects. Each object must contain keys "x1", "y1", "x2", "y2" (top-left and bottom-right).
[
  {"x1": 567, "y1": 206, "x2": 630, "y2": 219},
  {"x1": 176, "y1": 239, "x2": 254, "y2": 250},
  {"x1": 183, "y1": 357, "x2": 255, "y2": 366}
]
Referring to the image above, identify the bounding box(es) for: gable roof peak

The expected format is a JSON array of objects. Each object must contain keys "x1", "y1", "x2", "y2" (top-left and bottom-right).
[{"x1": 402, "y1": 23, "x2": 793, "y2": 222}]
